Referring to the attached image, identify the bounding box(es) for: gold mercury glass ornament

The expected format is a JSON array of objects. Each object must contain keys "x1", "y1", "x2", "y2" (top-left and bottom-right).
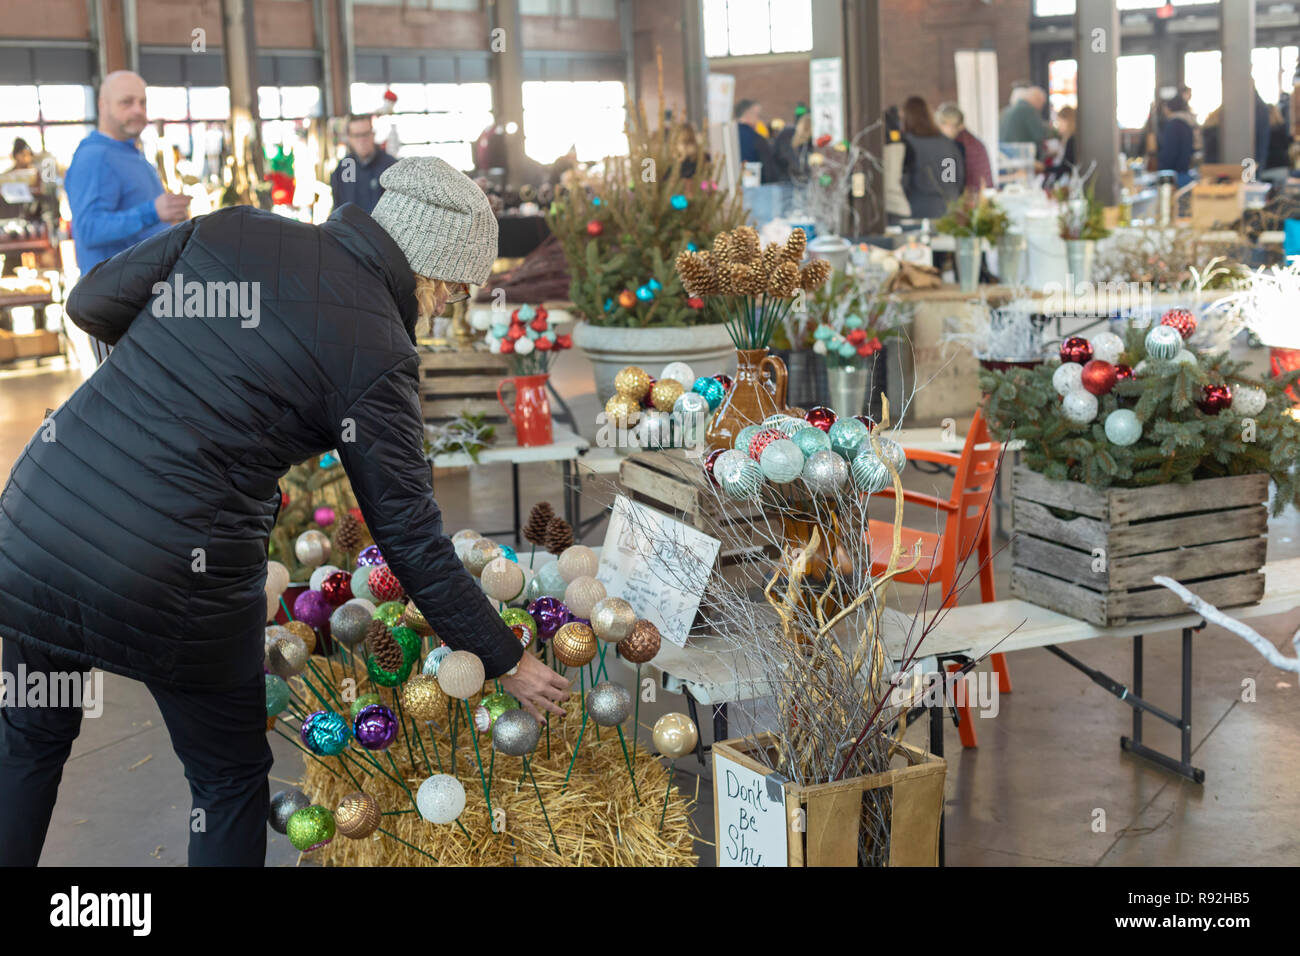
[
  {"x1": 335, "y1": 791, "x2": 380, "y2": 839},
  {"x1": 552, "y1": 622, "x2": 597, "y2": 667},
  {"x1": 653, "y1": 713, "x2": 699, "y2": 759}
]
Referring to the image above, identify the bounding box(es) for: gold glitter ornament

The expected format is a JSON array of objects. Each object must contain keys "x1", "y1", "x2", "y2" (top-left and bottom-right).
[
  {"x1": 552, "y1": 622, "x2": 597, "y2": 667},
  {"x1": 614, "y1": 365, "x2": 651, "y2": 401},
  {"x1": 335, "y1": 791, "x2": 380, "y2": 839},
  {"x1": 282, "y1": 619, "x2": 317, "y2": 655},
  {"x1": 400, "y1": 674, "x2": 447, "y2": 720},
  {"x1": 591, "y1": 596, "x2": 636, "y2": 643},
  {"x1": 436, "y1": 650, "x2": 486, "y2": 699},
  {"x1": 651, "y1": 377, "x2": 685, "y2": 412},
  {"x1": 653, "y1": 712, "x2": 699, "y2": 759},
  {"x1": 604, "y1": 393, "x2": 641, "y2": 427}
]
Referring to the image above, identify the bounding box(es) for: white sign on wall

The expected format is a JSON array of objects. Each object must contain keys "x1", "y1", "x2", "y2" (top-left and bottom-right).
[
  {"x1": 713, "y1": 750, "x2": 789, "y2": 867},
  {"x1": 810, "y1": 57, "x2": 844, "y2": 146}
]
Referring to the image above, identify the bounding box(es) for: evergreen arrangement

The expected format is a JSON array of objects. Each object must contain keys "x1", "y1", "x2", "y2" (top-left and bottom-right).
[
  {"x1": 546, "y1": 102, "x2": 748, "y2": 328},
  {"x1": 935, "y1": 192, "x2": 1009, "y2": 240},
  {"x1": 981, "y1": 322, "x2": 1300, "y2": 514}
]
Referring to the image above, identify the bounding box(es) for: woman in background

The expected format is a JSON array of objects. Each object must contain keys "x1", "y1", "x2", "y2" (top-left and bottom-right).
[{"x1": 900, "y1": 95, "x2": 964, "y2": 219}]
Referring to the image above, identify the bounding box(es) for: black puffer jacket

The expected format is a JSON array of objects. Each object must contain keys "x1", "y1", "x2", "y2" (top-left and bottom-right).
[{"x1": 0, "y1": 203, "x2": 522, "y2": 690}]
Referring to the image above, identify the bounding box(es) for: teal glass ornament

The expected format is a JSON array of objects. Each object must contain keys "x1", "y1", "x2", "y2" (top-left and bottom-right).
[
  {"x1": 373, "y1": 601, "x2": 405, "y2": 626},
  {"x1": 535, "y1": 560, "x2": 569, "y2": 599},
  {"x1": 670, "y1": 194, "x2": 688, "y2": 210},
  {"x1": 828, "y1": 418, "x2": 870, "y2": 460},
  {"x1": 844, "y1": 314, "x2": 865, "y2": 329},
  {"x1": 1145, "y1": 325, "x2": 1181, "y2": 360},
  {"x1": 499, "y1": 544, "x2": 518, "y2": 562},
  {"x1": 759, "y1": 438, "x2": 805, "y2": 484},
  {"x1": 692, "y1": 375, "x2": 725, "y2": 411},
  {"x1": 350, "y1": 566, "x2": 375, "y2": 602},
  {"x1": 648, "y1": 277, "x2": 662, "y2": 291},
  {"x1": 518, "y1": 304, "x2": 536, "y2": 321},
  {"x1": 266, "y1": 674, "x2": 290, "y2": 717},
  {"x1": 490, "y1": 323, "x2": 508, "y2": 338},
  {"x1": 301, "y1": 710, "x2": 351, "y2": 755},
  {"x1": 713, "y1": 449, "x2": 763, "y2": 499},
  {"x1": 319, "y1": 451, "x2": 340, "y2": 468},
  {"x1": 793, "y1": 426, "x2": 832, "y2": 458},
  {"x1": 851, "y1": 451, "x2": 892, "y2": 493},
  {"x1": 774, "y1": 417, "x2": 805, "y2": 438},
  {"x1": 592, "y1": 196, "x2": 602, "y2": 205},
  {"x1": 422, "y1": 645, "x2": 452, "y2": 678},
  {"x1": 734, "y1": 424, "x2": 763, "y2": 455},
  {"x1": 636, "y1": 284, "x2": 655, "y2": 302},
  {"x1": 813, "y1": 324, "x2": 834, "y2": 340},
  {"x1": 604, "y1": 297, "x2": 614, "y2": 312},
  {"x1": 686, "y1": 242, "x2": 698, "y2": 252}
]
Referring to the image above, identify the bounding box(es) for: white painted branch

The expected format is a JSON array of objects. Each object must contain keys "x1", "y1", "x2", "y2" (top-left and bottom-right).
[{"x1": 1152, "y1": 575, "x2": 1300, "y2": 674}]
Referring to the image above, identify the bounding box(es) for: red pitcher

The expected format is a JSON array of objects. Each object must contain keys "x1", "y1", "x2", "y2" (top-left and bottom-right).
[{"x1": 497, "y1": 373, "x2": 553, "y2": 447}]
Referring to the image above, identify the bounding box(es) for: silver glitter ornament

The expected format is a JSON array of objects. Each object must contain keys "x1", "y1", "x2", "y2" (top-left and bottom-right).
[
  {"x1": 492, "y1": 709, "x2": 541, "y2": 755},
  {"x1": 713, "y1": 448, "x2": 763, "y2": 499},
  {"x1": 586, "y1": 681, "x2": 633, "y2": 726},
  {"x1": 1062, "y1": 389, "x2": 1098, "y2": 424},
  {"x1": 801, "y1": 449, "x2": 848, "y2": 494},
  {"x1": 591, "y1": 596, "x2": 636, "y2": 642},
  {"x1": 269, "y1": 788, "x2": 311, "y2": 833},
  {"x1": 873, "y1": 436, "x2": 906, "y2": 473},
  {"x1": 329, "y1": 600, "x2": 373, "y2": 648},
  {"x1": 851, "y1": 451, "x2": 892, "y2": 493},
  {"x1": 267, "y1": 633, "x2": 309, "y2": 677}
]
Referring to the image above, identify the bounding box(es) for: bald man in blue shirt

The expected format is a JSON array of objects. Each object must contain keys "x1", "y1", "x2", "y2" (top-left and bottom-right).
[{"x1": 65, "y1": 71, "x2": 191, "y2": 364}]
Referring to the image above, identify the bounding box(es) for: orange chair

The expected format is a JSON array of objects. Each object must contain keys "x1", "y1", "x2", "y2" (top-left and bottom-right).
[{"x1": 867, "y1": 408, "x2": 1009, "y2": 748}]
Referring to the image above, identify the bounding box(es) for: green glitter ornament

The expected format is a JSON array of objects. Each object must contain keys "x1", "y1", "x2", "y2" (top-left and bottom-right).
[
  {"x1": 499, "y1": 607, "x2": 536, "y2": 641},
  {"x1": 265, "y1": 674, "x2": 290, "y2": 717},
  {"x1": 350, "y1": 692, "x2": 381, "y2": 720},
  {"x1": 477, "y1": 691, "x2": 521, "y2": 732},
  {"x1": 286, "y1": 805, "x2": 336, "y2": 852},
  {"x1": 390, "y1": 625, "x2": 421, "y2": 665},
  {"x1": 366, "y1": 653, "x2": 413, "y2": 688},
  {"x1": 374, "y1": 601, "x2": 405, "y2": 627}
]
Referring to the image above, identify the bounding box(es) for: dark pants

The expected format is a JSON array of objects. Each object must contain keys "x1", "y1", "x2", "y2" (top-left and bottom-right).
[{"x1": 0, "y1": 637, "x2": 272, "y2": 866}]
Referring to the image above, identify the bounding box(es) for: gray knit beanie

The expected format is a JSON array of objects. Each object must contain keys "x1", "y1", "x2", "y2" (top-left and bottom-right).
[{"x1": 370, "y1": 157, "x2": 499, "y2": 284}]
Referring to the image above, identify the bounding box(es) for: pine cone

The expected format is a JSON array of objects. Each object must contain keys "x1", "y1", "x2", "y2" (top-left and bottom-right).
[
  {"x1": 545, "y1": 516, "x2": 574, "y2": 554},
  {"x1": 769, "y1": 260, "x2": 800, "y2": 298},
  {"x1": 524, "y1": 502, "x2": 555, "y2": 547},
  {"x1": 367, "y1": 620, "x2": 404, "y2": 672},
  {"x1": 332, "y1": 512, "x2": 362, "y2": 552},
  {"x1": 783, "y1": 228, "x2": 807, "y2": 263},
  {"x1": 711, "y1": 231, "x2": 732, "y2": 264},
  {"x1": 799, "y1": 259, "x2": 832, "y2": 291},
  {"x1": 732, "y1": 226, "x2": 760, "y2": 264},
  {"x1": 759, "y1": 242, "x2": 781, "y2": 282}
]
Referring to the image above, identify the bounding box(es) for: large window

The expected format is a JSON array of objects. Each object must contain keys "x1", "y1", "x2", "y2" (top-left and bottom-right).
[
  {"x1": 703, "y1": 0, "x2": 813, "y2": 58},
  {"x1": 139, "y1": 85, "x2": 231, "y2": 183},
  {"x1": 522, "y1": 80, "x2": 626, "y2": 163},
  {"x1": 350, "y1": 82, "x2": 493, "y2": 170},
  {"x1": 1034, "y1": 0, "x2": 1217, "y2": 14},
  {"x1": 0, "y1": 84, "x2": 95, "y2": 170},
  {"x1": 1042, "y1": 56, "x2": 1154, "y2": 128}
]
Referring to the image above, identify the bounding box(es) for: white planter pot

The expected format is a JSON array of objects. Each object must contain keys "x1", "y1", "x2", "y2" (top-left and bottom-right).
[{"x1": 572, "y1": 321, "x2": 737, "y2": 405}]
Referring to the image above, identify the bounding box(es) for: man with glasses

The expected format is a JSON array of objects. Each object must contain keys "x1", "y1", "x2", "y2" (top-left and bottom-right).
[{"x1": 330, "y1": 113, "x2": 398, "y2": 215}]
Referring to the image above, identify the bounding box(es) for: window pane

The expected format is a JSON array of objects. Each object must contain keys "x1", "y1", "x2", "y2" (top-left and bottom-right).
[
  {"x1": 161, "y1": 122, "x2": 196, "y2": 158},
  {"x1": 401, "y1": 140, "x2": 474, "y2": 169},
  {"x1": 147, "y1": 86, "x2": 190, "y2": 121},
  {"x1": 393, "y1": 113, "x2": 437, "y2": 144},
  {"x1": 727, "y1": 0, "x2": 771, "y2": 56},
  {"x1": 40, "y1": 124, "x2": 90, "y2": 167},
  {"x1": 1252, "y1": 47, "x2": 1281, "y2": 105},
  {"x1": 38, "y1": 85, "x2": 93, "y2": 122},
  {"x1": 1048, "y1": 59, "x2": 1077, "y2": 114},
  {"x1": 1034, "y1": 0, "x2": 1074, "y2": 14},
  {"x1": 280, "y1": 86, "x2": 322, "y2": 118},
  {"x1": 703, "y1": 0, "x2": 730, "y2": 58},
  {"x1": 1284, "y1": 47, "x2": 1299, "y2": 93},
  {"x1": 389, "y1": 83, "x2": 427, "y2": 113},
  {"x1": 576, "y1": 0, "x2": 616, "y2": 17},
  {"x1": 1116, "y1": 54, "x2": 1155, "y2": 129},
  {"x1": 522, "y1": 80, "x2": 626, "y2": 163},
  {"x1": 0, "y1": 87, "x2": 40, "y2": 123},
  {"x1": 1184, "y1": 50, "x2": 1221, "y2": 124},
  {"x1": 188, "y1": 86, "x2": 230, "y2": 119},
  {"x1": 427, "y1": 82, "x2": 492, "y2": 113},
  {"x1": 350, "y1": 83, "x2": 387, "y2": 114},
  {"x1": 258, "y1": 87, "x2": 282, "y2": 120},
  {"x1": 769, "y1": 0, "x2": 812, "y2": 54}
]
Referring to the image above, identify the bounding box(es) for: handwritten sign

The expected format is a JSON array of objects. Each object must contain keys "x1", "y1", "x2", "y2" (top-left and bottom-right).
[
  {"x1": 596, "y1": 495, "x2": 720, "y2": 647},
  {"x1": 713, "y1": 750, "x2": 789, "y2": 867}
]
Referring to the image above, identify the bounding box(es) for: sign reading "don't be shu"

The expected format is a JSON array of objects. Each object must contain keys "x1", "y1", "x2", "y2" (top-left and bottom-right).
[{"x1": 712, "y1": 749, "x2": 790, "y2": 867}]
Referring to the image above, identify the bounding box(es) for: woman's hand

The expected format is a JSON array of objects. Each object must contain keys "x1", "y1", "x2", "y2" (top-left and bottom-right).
[{"x1": 499, "y1": 651, "x2": 571, "y2": 722}]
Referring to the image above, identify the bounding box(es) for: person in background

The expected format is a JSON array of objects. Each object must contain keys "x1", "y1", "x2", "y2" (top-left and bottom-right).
[
  {"x1": 771, "y1": 106, "x2": 812, "y2": 182},
  {"x1": 883, "y1": 105, "x2": 911, "y2": 222},
  {"x1": 330, "y1": 113, "x2": 398, "y2": 215},
  {"x1": 735, "y1": 99, "x2": 777, "y2": 183},
  {"x1": 10, "y1": 138, "x2": 34, "y2": 171},
  {"x1": 1045, "y1": 105, "x2": 1077, "y2": 184},
  {"x1": 1000, "y1": 85, "x2": 1050, "y2": 160},
  {"x1": 670, "y1": 123, "x2": 705, "y2": 179},
  {"x1": 1157, "y1": 95, "x2": 1197, "y2": 187},
  {"x1": 935, "y1": 103, "x2": 992, "y2": 193},
  {"x1": 65, "y1": 71, "x2": 191, "y2": 365},
  {"x1": 1254, "y1": 87, "x2": 1272, "y2": 172},
  {"x1": 901, "y1": 95, "x2": 964, "y2": 219},
  {"x1": 1200, "y1": 106, "x2": 1222, "y2": 165}
]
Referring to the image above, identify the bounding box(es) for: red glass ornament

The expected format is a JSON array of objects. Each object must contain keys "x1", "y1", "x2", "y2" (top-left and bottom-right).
[
  {"x1": 846, "y1": 328, "x2": 867, "y2": 345},
  {"x1": 349, "y1": 508, "x2": 364, "y2": 524},
  {"x1": 1161, "y1": 308, "x2": 1197, "y2": 340},
  {"x1": 804, "y1": 405, "x2": 838, "y2": 432},
  {"x1": 703, "y1": 448, "x2": 725, "y2": 487},
  {"x1": 1059, "y1": 336, "x2": 1093, "y2": 364},
  {"x1": 510, "y1": 309, "x2": 520, "y2": 322},
  {"x1": 855, "y1": 344, "x2": 872, "y2": 357},
  {"x1": 506, "y1": 324, "x2": 524, "y2": 341},
  {"x1": 1197, "y1": 383, "x2": 1232, "y2": 415},
  {"x1": 1080, "y1": 359, "x2": 1117, "y2": 396},
  {"x1": 642, "y1": 377, "x2": 657, "y2": 408},
  {"x1": 747, "y1": 428, "x2": 784, "y2": 461},
  {"x1": 1115, "y1": 363, "x2": 1134, "y2": 381},
  {"x1": 687, "y1": 297, "x2": 705, "y2": 309},
  {"x1": 500, "y1": 339, "x2": 515, "y2": 353},
  {"x1": 535, "y1": 337, "x2": 553, "y2": 351},
  {"x1": 555, "y1": 334, "x2": 572, "y2": 349},
  {"x1": 867, "y1": 337, "x2": 883, "y2": 353},
  {"x1": 368, "y1": 565, "x2": 405, "y2": 602},
  {"x1": 535, "y1": 306, "x2": 548, "y2": 321},
  {"x1": 320, "y1": 570, "x2": 353, "y2": 607},
  {"x1": 712, "y1": 373, "x2": 733, "y2": 392},
  {"x1": 530, "y1": 316, "x2": 548, "y2": 332},
  {"x1": 586, "y1": 220, "x2": 603, "y2": 237},
  {"x1": 854, "y1": 414, "x2": 876, "y2": 431}
]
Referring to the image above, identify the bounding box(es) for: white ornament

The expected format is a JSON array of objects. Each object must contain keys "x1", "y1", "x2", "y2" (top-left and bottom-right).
[
  {"x1": 514, "y1": 335, "x2": 535, "y2": 355},
  {"x1": 483, "y1": 335, "x2": 499, "y2": 354},
  {"x1": 1232, "y1": 385, "x2": 1268, "y2": 417},
  {"x1": 416, "y1": 774, "x2": 466, "y2": 824},
  {"x1": 1104, "y1": 408, "x2": 1142, "y2": 446},
  {"x1": 1052, "y1": 362, "x2": 1085, "y2": 396},
  {"x1": 1061, "y1": 389, "x2": 1099, "y2": 424},
  {"x1": 660, "y1": 361, "x2": 696, "y2": 389},
  {"x1": 812, "y1": 339, "x2": 828, "y2": 355},
  {"x1": 1090, "y1": 331, "x2": 1124, "y2": 365},
  {"x1": 294, "y1": 530, "x2": 330, "y2": 568},
  {"x1": 470, "y1": 310, "x2": 493, "y2": 331},
  {"x1": 1173, "y1": 349, "x2": 1198, "y2": 366}
]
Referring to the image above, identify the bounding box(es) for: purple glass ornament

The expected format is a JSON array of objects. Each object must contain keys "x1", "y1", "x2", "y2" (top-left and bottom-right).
[
  {"x1": 526, "y1": 597, "x2": 573, "y2": 641},
  {"x1": 356, "y1": 545, "x2": 384, "y2": 568},
  {"x1": 353, "y1": 703, "x2": 399, "y2": 750},
  {"x1": 293, "y1": 589, "x2": 331, "y2": 630}
]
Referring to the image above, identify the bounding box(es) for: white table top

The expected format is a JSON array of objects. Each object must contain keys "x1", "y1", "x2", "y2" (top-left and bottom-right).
[{"x1": 425, "y1": 424, "x2": 589, "y2": 469}]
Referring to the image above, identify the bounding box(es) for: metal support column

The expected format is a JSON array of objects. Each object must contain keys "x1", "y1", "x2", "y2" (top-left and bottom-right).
[
  {"x1": 220, "y1": 0, "x2": 266, "y2": 193},
  {"x1": 488, "y1": 0, "x2": 527, "y2": 186},
  {"x1": 1221, "y1": 1, "x2": 1257, "y2": 168},
  {"x1": 680, "y1": 0, "x2": 709, "y2": 128},
  {"x1": 841, "y1": 0, "x2": 885, "y2": 236},
  {"x1": 1075, "y1": 0, "x2": 1120, "y2": 204}
]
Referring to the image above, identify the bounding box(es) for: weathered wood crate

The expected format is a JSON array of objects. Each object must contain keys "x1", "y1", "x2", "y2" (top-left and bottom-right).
[
  {"x1": 713, "y1": 734, "x2": 946, "y2": 867},
  {"x1": 1010, "y1": 466, "x2": 1269, "y2": 626},
  {"x1": 417, "y1": 348, "x2": 511, "y2": 430}
]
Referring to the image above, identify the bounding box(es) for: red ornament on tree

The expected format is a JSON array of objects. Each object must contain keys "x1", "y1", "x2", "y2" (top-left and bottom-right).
[
  {"x1": 804, "y1": 405, "x2": 838, "y2": 432},
  {"x1": 535, "y1": 306, "x2": 548, "y2": 321},
  {"x1": 586, "y1": 220, "x2": 604, "y2": 237},
  {"x1": 349, "y1": 508, "x2": 364, "y2": 524},
  {"x1": 499, "y1": 338, "x2": 515, "y2": 353},
  {"x1": 1059, "y1": 336, "x2": 1094, "y2": 364},
  {"x1": 618, "y1": 289, "x2": 637, "y2": 308},
  {"x1": 853, "y1": 414, "x2": 876, "y2": 431},
  {"x1": 281, "y1": 490, "x2": 290, "y2": 509},
  {"x1": 555, "y1": 333, "x2": 572, "y2": 349},
  {"x1": 747, "y1": 428, "x2": 784, "y2": 461},
  {"x1": 1080, "y1": 359, "x2": 1118, "y2": 395},
  {"x1": 713, "y1": 373, "x2": 733, "y2": 392},
  {"x1": 320, "y1": 570, "x2": 353, "y2": 607},
  {"x1": 1197, "y1": 383, "x2": 1232, "y2": 415},
  {"x1": 703, "y1": 448, "x2": 725, "y2": 487},
  {"x1": 1161, "y1": 308, "x2": 1197, "y2": 340},
  {"x1": 368, "y1": 565, "x2": 405, "y2": 602},
  {"x1": 687, "y1": 297, "x2": 705, "y2": 309},
  {"x1": 1115, "y1": 364, "x2": 1134, "y2": 381},
  {"x1": 506, "y1": 324, "x2": 525, "y2": 341}
]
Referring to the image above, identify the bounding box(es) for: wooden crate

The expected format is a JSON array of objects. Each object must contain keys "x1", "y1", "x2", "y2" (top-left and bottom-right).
[
  {"x1": 713, "y1": 734, "x2": 946, "y2": 867},
  {"x1": 1010, "y1": 466, "x2": 1269, "y2": 626},
  {"x1": 417, "y1": 348, "x2": 512, "y2": 429}
]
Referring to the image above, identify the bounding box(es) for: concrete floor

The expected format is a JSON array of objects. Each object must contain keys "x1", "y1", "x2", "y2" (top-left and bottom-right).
[{"x1": 2, "y1": 349, "x2": 1297, "y2": 867}]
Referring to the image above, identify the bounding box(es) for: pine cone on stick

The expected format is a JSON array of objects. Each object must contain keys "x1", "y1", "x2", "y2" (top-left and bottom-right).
[
  {"x1": 332, "y1": 512, "x2": 362, "y2": 553},
  {"x1": 545, "y1": 516, "x2": 574, "y2": 554},
  {"x1": 524, "y1": 502, "x2": 555, "y2": 547},
  {"x1": 367, "y1": 620, "x2": 404, "y2": 672}
]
